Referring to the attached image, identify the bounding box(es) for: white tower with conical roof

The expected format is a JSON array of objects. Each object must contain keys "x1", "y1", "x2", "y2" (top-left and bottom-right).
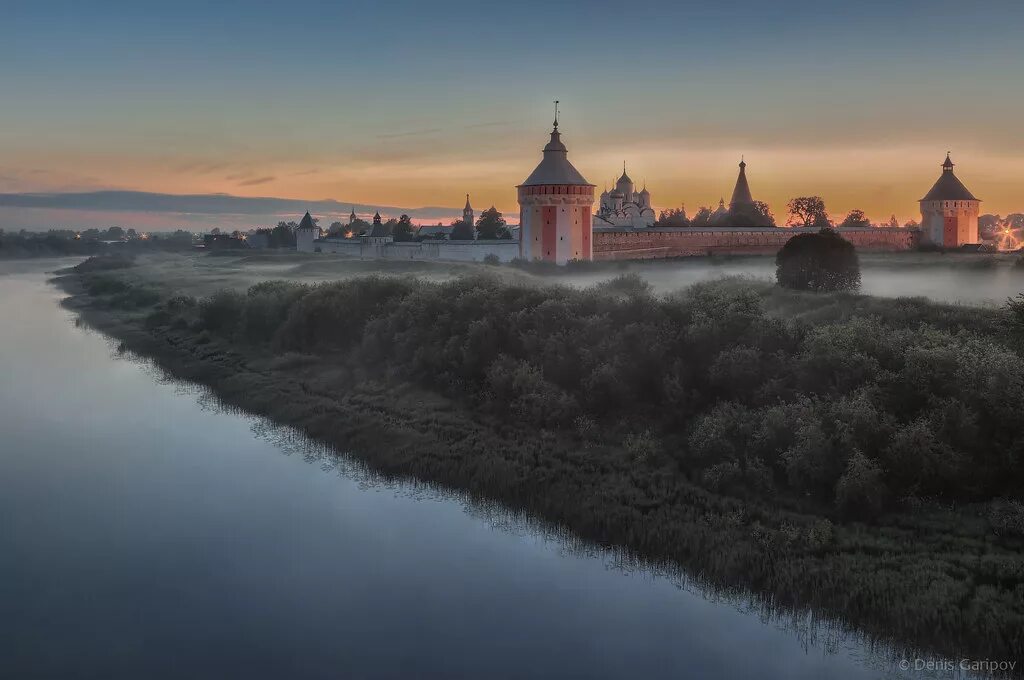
[
  {"x1": 919, "y1": 153, "x2": 980, "y2": 247},
  {"x1": 517, "y1": 103, "x2": 596, "y2": 263}
]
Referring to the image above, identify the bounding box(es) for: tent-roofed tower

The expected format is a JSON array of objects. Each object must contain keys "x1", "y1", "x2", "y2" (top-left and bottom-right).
[
  {"x1": 729, "y1": 158, "x2": 754, "y2": 211},
  {"x1": 295, "y1": 211, "x2": 322, "y2": 252},
  {"x1": 517, "y1": 103, "x2": 596, "y2": 263},
  {"x1": 919, "y1": 153, "x2": 980, "y2": 247}
]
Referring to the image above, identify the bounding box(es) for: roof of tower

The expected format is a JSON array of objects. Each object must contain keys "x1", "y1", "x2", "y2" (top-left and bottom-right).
[
  {"x1": 920, "y1": 154, "x2": 979, "y2": 202},
  {"x1": 297, "y1": 211, "x2": 316, "y2": 230},
  {"x1": 519, "y1": 123, "x2": 592, "y2": 187},
  {"x1": 464, "y1": 194, "x2": 472, "y2": 210},
  {"x1": 729, "y1": 159, "x2": 754, "y2": 207},
  {"x1": 617, "y1": 162, "x2": 632, "y2": 185}
]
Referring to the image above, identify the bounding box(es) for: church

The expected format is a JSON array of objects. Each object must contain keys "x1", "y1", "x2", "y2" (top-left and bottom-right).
[{"x1": 594, "y1": 164, "x2": 656, "y2": 228}]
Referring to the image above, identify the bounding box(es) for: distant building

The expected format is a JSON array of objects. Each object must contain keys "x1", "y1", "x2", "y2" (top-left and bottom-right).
[
  {"x1": 729, "y1": 159, "x2": 755, "y2": 212},
  {"x1": 417, "y1": 223, "x2": 454, "y2": 240},
  {"x1": 203, "y1": 234, "x2": 245, "y2": 250},
  {"x1": 919, "y1": 153, "x2": 980, "y2": 247},
  {"x1": 246, "y1": 231, "x2": 270, "y2": 249},
  {"x1": 295, "y1": 211, "x2": 322, "y2": 251},
  {"x1": 595, "y1": 164, "x2": 655, "y2": 228},
  {"x1": 366, "y1": 212, "x2": 394, "y2": 243},
  {"x1": 463, "y1": 194, "x2": 474, "y2": 228},
  {"x1": 517, "y1": 111, "x2": 595, "y2": 263},
  {"x1": 711, "y1": 198, "x2": 729, "y2": 223}
]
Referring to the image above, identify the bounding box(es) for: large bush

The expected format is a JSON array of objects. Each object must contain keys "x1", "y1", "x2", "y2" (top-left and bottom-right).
[
  {"x1": 167, "y1": 273, "x2": 1024, "y2": 512},
  {"x1": 776, "y1": 228, "x2": 861, "y2": 292}
]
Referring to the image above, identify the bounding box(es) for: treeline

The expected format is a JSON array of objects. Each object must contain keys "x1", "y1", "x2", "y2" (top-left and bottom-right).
[
  {"x1": 0, "y1": 228, "x2": 194, "y2": 258},
  {"x1": 131, "y1": 270, "x2": 1024, "y2": 520}
]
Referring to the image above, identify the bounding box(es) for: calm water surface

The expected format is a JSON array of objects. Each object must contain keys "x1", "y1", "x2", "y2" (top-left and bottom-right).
[{"x1": 0, "y1": 261, "x2": 938, "y2": 679}]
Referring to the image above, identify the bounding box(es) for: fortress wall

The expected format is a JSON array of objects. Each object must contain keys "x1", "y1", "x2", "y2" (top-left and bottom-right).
[
  {"x1": 310, "y1": 238, "x2": 521, "y2": 263},
  {"x1": 593, "y1": 227, "x2": 919, "y2": 260}
]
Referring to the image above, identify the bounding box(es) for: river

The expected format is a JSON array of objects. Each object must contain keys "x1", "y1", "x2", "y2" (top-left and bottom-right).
[{"x1": 0, "y1": 260, "x2": 936, "y2": 679}]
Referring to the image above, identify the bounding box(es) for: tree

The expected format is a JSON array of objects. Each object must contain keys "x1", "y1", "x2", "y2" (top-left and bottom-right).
[
  {"x1": 328, "y1": 221, "x2": 345, "y2": 236},
  {"x1": 786, "y1": 196, "x2": 831, "y2": 228},
  {"x1": 476, "y1": 206, "x2": 509, "y2": 239},
  {"x1": 450, "y1": 218, "x2": 475, "y2": 240},
  {"x1": 729, "y1": 200, "x2": 776, "y2": 227},
  {"x1": 839, "y1": 209, "x2": 871, "y2": 229},
  {"x1": 776, "y1": 228, "x2": 861, "y2": 292},
  {"x1": 690, "y1": 206, "x2": 713, "y2": 227},
  {"x1": 269, "y1": 222, "x2": 297, "y2": 248},
  {"x1": 886, "y1": 214, "x2": 899, "y2": 228},
  {"x1": 392, "y1": 214, "x2": 416, "y2": 242},
  {"x1": 751, "y1": 201, "x2": 776, "y2": 226},
  {"x1": 904, "y1": 219, "x2": 920, "y2": 229},
  {"x1": 104, "y1": 226, "x2": 126, "y2": 241},
  {"x1": 656, "y1": 206, "x2": 690, "y2": 227},
  {"x1": 350, "y1": 218, "x2": 371, "y2": 236}
]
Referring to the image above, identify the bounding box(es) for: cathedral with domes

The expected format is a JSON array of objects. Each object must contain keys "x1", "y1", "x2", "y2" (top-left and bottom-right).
[{"x1": 594, "y1": 164, "x2": 656, "y2": 228}]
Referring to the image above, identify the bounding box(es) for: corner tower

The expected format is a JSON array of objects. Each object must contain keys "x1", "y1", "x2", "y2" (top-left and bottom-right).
[
  {"x1": 517, "y1": 105, "x2": 596, "y2": 263},
  {"x1": 919, "y1": 153, "x2": 980, "y2": 247}
]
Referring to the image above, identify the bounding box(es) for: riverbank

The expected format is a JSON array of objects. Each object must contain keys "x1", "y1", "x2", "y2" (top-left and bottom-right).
[{"x1": 53, "y1": 254, "x2": 1024, "y2": 668}]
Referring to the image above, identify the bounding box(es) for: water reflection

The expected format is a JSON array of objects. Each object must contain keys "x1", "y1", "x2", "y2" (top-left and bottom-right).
[
  {"x1": 107, "y1": 335, "x2": 928, "y2": 680},
  {"x1": 0, "y1": 261, "x2": 997, "y2": 679}
]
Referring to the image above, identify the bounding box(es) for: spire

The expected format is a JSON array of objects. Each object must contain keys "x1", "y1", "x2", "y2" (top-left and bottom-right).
[
  {"x1": 520, "y1": 105, "x2": 591, "y2": 186},
  {"x1": 943, "y1": 152, "x2": 954, "y2": 171},
  {"x1": 729, "y1": 157, "x2": 754, "y2": 209},
  {"x1": 464, "y1": 193, "x2": 472, "y2": 210}
]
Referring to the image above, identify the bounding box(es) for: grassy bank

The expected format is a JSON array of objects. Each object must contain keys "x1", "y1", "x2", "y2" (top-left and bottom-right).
[{"x1": 55, "y1": 255, "x2": 1024, "y2": 668}]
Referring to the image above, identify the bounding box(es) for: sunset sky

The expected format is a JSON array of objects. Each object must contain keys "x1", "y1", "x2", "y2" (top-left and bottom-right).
[{"x1": 3, "y1": 0, "x2": 1023, "y2": 229}]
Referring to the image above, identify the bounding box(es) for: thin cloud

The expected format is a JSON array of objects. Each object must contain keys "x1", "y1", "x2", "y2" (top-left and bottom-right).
[
  {"x1": 238, "y1": 176, "x2": 276, "y2": 186},
  {"x1": 465, "y1": 121, "x2": 512, "y2": 129},
  {"x1": 376, "y1": 128, "x2": 442, "y2": 139}
]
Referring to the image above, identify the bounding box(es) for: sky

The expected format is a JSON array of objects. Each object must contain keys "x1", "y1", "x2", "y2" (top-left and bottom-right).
[{"x1": 2, "y1": 0, "x2": 1023, "y2": 230}]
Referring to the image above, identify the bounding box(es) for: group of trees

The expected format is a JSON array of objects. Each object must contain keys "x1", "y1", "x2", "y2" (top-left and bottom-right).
[
  {"x1": 655, "y1": 202, "x2": 776, "y2": 227},
  {"x1": 0, "y1": 228, "x2": 195, "y2": 258},
  {"x1": 450, "y1": 206, "x2": 511, "y2": 241},
  {"x1": 153, "y1": 270, "x2": 1024, "y2": 521},
  {"x1": 654, "y1": 196, "x2": 920, "y2": 231}
]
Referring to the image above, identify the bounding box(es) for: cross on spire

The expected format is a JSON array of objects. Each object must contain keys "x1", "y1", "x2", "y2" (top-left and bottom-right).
[{"x1": 553, "y1": 100, "x2": 560, "y2": 129}]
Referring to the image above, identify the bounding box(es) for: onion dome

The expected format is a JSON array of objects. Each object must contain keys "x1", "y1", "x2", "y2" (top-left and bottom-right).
[{"x1": 920, "y1": 153, "x2": 979, "y2": 202}]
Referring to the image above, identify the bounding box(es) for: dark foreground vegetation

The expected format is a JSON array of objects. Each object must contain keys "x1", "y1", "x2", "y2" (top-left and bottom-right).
[{"x1": 57, "y1": 257, "x2": 1024, "y2": 668}]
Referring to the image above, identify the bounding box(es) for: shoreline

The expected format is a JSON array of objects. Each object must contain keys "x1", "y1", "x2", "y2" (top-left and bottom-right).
[{"x1": 51, "y1": 259, "x2": 1024, "y2": 669}]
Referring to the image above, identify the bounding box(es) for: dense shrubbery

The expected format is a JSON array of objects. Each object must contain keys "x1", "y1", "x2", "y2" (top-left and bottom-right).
[
  {"x1": 776, "y1": 228, "x2": 861, "y2": 292},
  {"x1": 73, "y1": 253, "x2": 136, "y2": 272},
  {"x1": 153, "y1": 273, "x2": 1024, "y2": 518}
]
